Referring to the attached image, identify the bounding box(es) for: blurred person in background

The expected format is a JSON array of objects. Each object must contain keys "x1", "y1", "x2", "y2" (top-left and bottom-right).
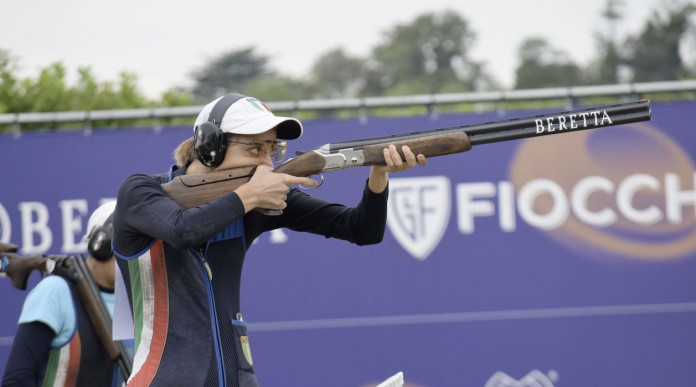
[{"x1": 2, "y1": 201, "x2": 131, "y2": 387}]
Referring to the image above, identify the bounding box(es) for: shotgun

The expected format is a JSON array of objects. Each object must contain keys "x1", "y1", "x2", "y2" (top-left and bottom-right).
[
  {"x1": 0, "y1": 252, "x2": 132, "y2": 381},
  {"x1": 162, "y1": 100, "x2": 651, "y2": 211},
  {"x1": 0, "y1": 242, "x2": 18, "y2": 253}
]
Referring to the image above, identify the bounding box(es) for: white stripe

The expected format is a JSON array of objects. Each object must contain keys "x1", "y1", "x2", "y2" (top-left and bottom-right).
[
  {"x1": 248, "y1": 302, "x2": 696, "y2": 332},
  {"x1": 52, "y1": 345, "x2": 71, "y2": 386},
  {"x1": 129, "y1": 250, "x2": 155, "y2": 380}
]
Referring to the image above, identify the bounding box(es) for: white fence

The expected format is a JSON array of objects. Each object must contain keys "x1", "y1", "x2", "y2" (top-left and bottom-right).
[{"x1": 1, "y1": 80, "x2": 695, "y2": 131}]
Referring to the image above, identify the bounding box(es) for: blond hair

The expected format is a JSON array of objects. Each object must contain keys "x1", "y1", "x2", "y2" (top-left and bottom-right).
[{"x1": 173, "y1": 137, "x2": 196, "y2": 166}]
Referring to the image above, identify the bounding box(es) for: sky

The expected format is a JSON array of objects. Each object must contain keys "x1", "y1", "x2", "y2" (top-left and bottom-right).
[{"x1": 1, "y1": 0, "x2": 678, "y2": 99}]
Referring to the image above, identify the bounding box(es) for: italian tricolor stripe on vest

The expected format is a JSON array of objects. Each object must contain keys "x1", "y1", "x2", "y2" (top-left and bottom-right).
[
  {"x1": 42, "y1": 333, "x2": 81, "y2": 387},
  {"x1": 127, "y1": 240, "x2": 169, "y2": 386}
]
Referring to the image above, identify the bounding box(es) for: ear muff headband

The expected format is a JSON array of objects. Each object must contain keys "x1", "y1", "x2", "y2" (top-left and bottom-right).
[
  {"x1": 193, "y1": 93, "x2": 246, "y2": 167},
  {"x1": 87, "y1": 213, "x2": 114, "y2": 262}
]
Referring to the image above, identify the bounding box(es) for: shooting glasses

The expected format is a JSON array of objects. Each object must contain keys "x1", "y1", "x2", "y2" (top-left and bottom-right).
[{"x1": 227, "y1": 139, "x2": 288, "y2": 163}]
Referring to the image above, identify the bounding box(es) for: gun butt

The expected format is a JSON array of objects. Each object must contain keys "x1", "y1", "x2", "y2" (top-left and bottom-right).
[
  {"x1": 1, "y1": 253, "x2": 48, "y2": 290},
  {"x1": 162, "y1": 166, "x2": 257, "y2": 209},
  {"x1": 0, "y1": 242, "x2": 19, "y2": 253}
]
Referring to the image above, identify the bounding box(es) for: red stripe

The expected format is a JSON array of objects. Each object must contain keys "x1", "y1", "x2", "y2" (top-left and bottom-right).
[
  {"x1": 128, "y1": 240, "x2": 169, "y2": 386},
  {"x1": 63, "y1": 333, "x2": 81, "y2": 387},
  {"x1": 260, "y1": 101, "x2": 272, "y2": 112}
]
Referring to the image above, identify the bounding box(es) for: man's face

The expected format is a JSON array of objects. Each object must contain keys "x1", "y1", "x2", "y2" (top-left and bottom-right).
[{"x1": 215, "y1": 128, "x2": 279, "y2": 170}]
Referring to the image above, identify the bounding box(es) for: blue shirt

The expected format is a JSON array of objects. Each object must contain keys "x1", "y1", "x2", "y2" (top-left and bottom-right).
[{"x1": 18, "y1": 275, "x2": 115, "y2": 348}]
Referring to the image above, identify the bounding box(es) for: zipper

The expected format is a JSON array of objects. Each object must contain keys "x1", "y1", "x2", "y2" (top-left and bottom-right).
[{"x1": 195, "y1": 246, "x2": 226, "y2": 387}]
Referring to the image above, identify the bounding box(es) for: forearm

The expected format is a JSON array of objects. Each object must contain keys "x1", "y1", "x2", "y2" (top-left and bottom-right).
[
  {"x1": 2, "y1": 322, "x2": 55, "y2": 387},
  {"x1": 368, "y1": 144, "x2": 426, "y2": 193},
  {"x1": 368, "y1": 166, "x2": 389, "y2": 194},
  {"x1": 117, "y1": 174, "x2": 247, "y2": 250},
  {"x1": 279, "y1": 182, "x2": 388, "y2": 245}
]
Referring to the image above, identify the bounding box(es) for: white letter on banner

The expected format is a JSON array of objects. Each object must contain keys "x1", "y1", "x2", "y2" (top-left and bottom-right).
[
  {"x1": 665, "y1": 172, "x2": 696, "y2": 224},
  {"x1": 456, "y1": 182, "x2": 495, "y2": 234},
  {"x1": 0, "y1": 203, "x2": 11, "y2": 243},
  {"x1": 59, "y1": 199, "x2": 88, "y2": 254},
  {"x1": 617, "y1": 174, "x2": 662, "y2": 225},
  {"x1": 498, "y1": 181, "x2": 516, "y2": 232},
  {"x1": 572, "y1": 176, "x2": 616, "y2": 227},
  {"x1": 517, "y1": 179, "x2": 569, "y2": 230},
  {"x1": 19, "y1": 202, "x2": 52, "y2": 254}
]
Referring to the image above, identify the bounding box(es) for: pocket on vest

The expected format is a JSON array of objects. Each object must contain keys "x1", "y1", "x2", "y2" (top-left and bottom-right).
[{"x1": 231, "y1": 318, "x2": 259, "y2": 386}]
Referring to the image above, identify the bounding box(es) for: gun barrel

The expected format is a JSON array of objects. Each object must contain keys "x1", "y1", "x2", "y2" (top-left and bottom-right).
[
  {"x1": 463, "y1": 100, "x2": 650, "y2": 137},
  {"x1": 469, "y1": 110, "x2": 651, "y2": 146},
  {"x1": 325, "y1": 100, "x2": 650, "y2": 151}
]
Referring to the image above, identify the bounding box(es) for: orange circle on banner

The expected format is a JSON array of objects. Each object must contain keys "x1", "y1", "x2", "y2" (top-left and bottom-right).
[{"x1": 508, "y1": 122, "x2": 696, "y2": 260}]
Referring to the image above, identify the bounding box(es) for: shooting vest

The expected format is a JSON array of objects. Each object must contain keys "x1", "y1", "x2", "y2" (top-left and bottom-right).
[
  {"x1": 117, "y1": 169, "x2": 258, "y2": 387},
  {"x1": 41, "y1": 279, "x2": 113, "y2": 387}
]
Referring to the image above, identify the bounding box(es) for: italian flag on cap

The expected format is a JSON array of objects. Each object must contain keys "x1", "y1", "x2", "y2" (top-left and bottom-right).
[{"x1": 246, "y1": 97, "x2": 272, "y2": 113}]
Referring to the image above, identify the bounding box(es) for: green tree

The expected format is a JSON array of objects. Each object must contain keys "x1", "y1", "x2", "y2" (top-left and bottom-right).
[
  {"x1": 623, "y1": 1, "x2": 696, "y2": 82},
  {"x1": 0, "y1": 49, "x2": 29, "y2": 113},
  {"x1": 588, "y1": 0, "x2": 626, "y2": 84},
  {"x1": 514, "y1": 38, "x2": 584, "y2": 89},
  {"x1": 243, "y1": 76, "x2": 310, "y2": 101},
  {"x1": 366, "y1": 10, "x2": 487, "y2": 95},
  {"x1": 0, "y1": 49, "x2": 195, "y2": 131},
  {"x1": 190, "y1": 47, "x2": 272, "y2": 102},
  {"x1": 159, "y1": 87, "x2": 193, "y2": 107},
  {"x1": 308, "y1": 48, "x2": 365, "y2": 98}
]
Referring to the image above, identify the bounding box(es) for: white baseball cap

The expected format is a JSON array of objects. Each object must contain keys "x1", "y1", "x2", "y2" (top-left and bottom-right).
[
  {"x1": 193, "y1": 95, "x2": 303, "y2": 140},
  {"x1": 82, "y1": 201, "x2": 117, "y2": 242}
]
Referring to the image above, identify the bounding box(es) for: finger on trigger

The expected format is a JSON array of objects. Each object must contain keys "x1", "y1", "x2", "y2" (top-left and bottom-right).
[
  {"x1": 286, "y1": 175, "x2": 315, "y2": 187},
  {"x1": 301, "y1": 177, "x2": 318, "y2": 187}
]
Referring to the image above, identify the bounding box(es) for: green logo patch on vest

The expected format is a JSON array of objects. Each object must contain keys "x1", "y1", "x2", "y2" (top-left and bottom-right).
[{"x1": 241, "y1": 336, "x2": 253, "y2": 366}]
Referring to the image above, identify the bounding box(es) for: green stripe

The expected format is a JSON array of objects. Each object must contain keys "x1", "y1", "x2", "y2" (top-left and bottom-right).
[
  {"x1": 41, "y1": 349, "x2": 60, "y2": 386},
  {"x1": 129, "y1": 258, "x2": 145, "y2": 353},
  {"x1": 249, "y1": 100, "x2": 265, "y2": 111}
]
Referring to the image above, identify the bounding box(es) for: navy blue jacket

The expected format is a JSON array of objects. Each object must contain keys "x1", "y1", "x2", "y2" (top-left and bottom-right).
[{"x1": 113, "y1": 164, "x2": 388, "y2": 386}]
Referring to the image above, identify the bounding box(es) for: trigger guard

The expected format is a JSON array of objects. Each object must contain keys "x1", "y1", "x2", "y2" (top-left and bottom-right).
[{"x1": 299, "y1": 174, "x2": 324, "y2": 190}]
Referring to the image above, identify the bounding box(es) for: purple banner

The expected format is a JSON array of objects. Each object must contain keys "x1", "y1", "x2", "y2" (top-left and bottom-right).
[{"x1": 2, "y1": 101, "x2": 695, "y2": 386}]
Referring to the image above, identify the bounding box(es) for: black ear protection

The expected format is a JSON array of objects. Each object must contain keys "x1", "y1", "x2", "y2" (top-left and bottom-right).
[
  {"x1": 87, "y1": 213, "x2": 114, "y2": 262},
  {"x1": 193, "y1": 93, "x2": 246, "y2": 167}
]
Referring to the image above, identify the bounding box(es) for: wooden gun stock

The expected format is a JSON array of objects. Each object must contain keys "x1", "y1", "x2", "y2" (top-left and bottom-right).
[
  {"x1": 162, "y1": 166, "x2": 257, "y2": 209},
  {"x1": 0, "y1": 253, "x2": 48, "y2": 290},
  {"x1": 0, "y1": 242, "x2": 19, "y2": 253}
]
